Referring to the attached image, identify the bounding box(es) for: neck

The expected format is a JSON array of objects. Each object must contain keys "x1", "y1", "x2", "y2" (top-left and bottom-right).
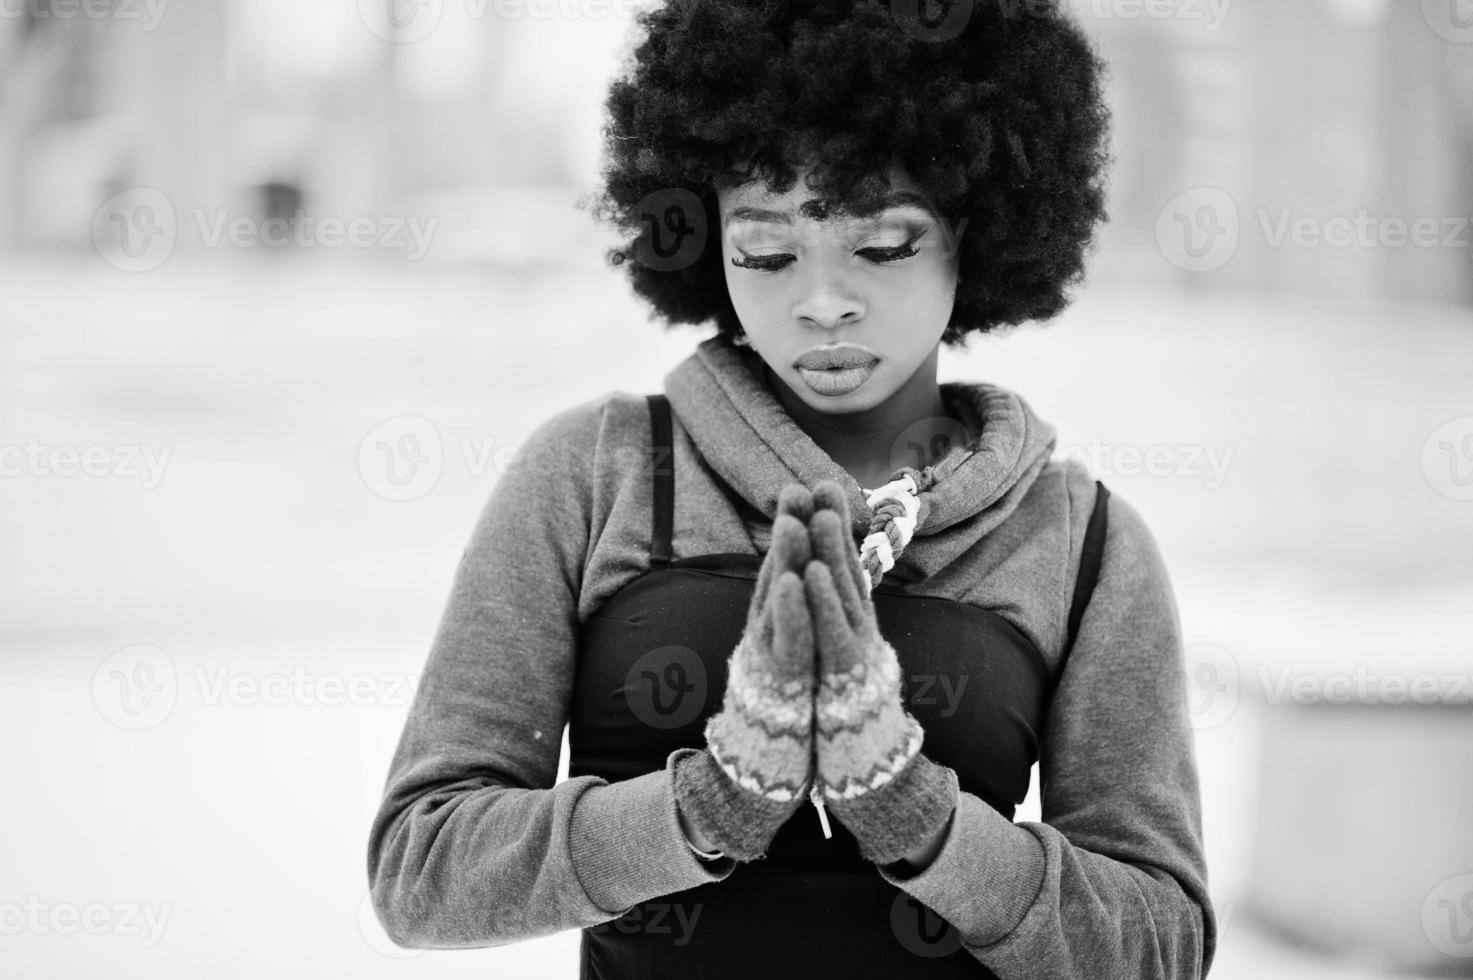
[{"x1": 762, "y1": 346, "x2": 949, "y2": 487}]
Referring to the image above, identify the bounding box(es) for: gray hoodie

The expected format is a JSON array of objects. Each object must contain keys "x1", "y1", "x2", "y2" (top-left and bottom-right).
[{"x1": 366, "y1": 336, "x2": 1216, "y2": 977}]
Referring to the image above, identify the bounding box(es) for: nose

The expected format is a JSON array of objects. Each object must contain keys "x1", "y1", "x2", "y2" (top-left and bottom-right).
[{"x1": 790, "y1": 249, "x2": 865, "y2": 330}]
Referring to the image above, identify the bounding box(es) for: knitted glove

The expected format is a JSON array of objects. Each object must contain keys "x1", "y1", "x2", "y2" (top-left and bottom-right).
[
  {"x1": 670, "y1": 484, "x2": 818, "y2": 862},
  {"x1": 806, "y1": 480, "x2": 960, "y2": 867}
]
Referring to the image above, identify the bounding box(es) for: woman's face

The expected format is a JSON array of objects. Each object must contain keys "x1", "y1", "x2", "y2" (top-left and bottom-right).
[{"x1": 716, "y1": 167, "x2": 962, "y2": 414}]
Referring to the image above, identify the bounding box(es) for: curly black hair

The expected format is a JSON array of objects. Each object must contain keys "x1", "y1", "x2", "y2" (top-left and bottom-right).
[{"x1": 582, "y1": 0, "x2": 1113, "y2": 348}]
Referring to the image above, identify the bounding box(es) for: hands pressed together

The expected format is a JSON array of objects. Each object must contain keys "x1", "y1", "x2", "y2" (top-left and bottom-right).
[{"x1": 671, "y1": 481, "x2": 960, "y2": 868}]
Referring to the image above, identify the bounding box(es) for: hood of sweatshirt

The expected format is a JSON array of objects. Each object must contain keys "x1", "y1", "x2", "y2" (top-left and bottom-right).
[{"x1": 662, "y1": 335, "x2": 1059, "y2": 581}]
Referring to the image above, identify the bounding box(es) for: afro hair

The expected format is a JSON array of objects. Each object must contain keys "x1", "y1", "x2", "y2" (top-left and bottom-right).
[{"x1": 583, "y1": 0, "x2": 1113, "y2": 348}]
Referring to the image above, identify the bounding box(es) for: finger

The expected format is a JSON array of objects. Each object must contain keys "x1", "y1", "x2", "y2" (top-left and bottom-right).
[
  {"x1": 776, "y1": 482, "x2": 815, "y2": 524},
  {"x1": 809, "y1": 481, "x2": 872, "y2": 598},
  {"x1": 810, "y1": 479, "x2": 849, "y2": 521},
  {"x1": 804, "y1": 560, "x2": 864, "y2": 676},
  {"x1": 748, "y1": 513, "x2": 811, "y2": 619},
  {"x1": 768, "y1": 570, "x2": 814, "y2": 679},
  {"x1": 808, "y1": 509, "x2": 872, "y2": 631}
]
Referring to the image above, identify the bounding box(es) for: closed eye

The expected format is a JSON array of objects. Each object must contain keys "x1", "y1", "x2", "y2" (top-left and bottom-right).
[{"x1": 730, "y1": 239, "x2": 921, "y2": 272}]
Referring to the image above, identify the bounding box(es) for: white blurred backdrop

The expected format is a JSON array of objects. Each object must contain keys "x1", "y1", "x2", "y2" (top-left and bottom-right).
[{"x1": 2, "y1": 1, "x2": 1472, "y2": 977}]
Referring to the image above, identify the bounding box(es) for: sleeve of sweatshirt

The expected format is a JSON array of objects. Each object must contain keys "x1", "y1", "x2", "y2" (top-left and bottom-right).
[
  {"x1": 874, "y1": 480, "x2": 1216, "y2": 979},
  {"x1": 366, "y1": 396, "x2": 736, "y2": 951}
]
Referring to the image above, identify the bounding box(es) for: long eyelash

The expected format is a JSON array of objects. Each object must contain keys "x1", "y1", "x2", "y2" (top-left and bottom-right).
[
  {"x1": 858, "y1": 242, "x2": 919, "y2": 263},
  {"x1": 729, "y1": 238, "x2": 921, "y2": 272},
  {"x1": 730, "y1": 253, "x2": 792, "y2": 272}
]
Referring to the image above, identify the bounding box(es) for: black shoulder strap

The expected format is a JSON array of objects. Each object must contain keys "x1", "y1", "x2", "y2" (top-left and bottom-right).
[
  {"x1": 1062, "y1": 480, "x2": 1110, "y2": 664},
  {"x1": 646, "y1": 394, "x2": 674, "y2": 568}
]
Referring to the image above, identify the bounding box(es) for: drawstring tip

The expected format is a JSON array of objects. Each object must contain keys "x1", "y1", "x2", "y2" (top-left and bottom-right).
[{"x1": 809, "y1": 782, "x2": 832, "y2": 839}]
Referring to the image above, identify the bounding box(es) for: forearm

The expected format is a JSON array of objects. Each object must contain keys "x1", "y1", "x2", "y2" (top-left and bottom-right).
[
  {"x1": 877, "y1": 792, "x2": 1212, "y2": 979},
  {"x1": 369, "y1": 764, "x2": 735, "y2": 949}
]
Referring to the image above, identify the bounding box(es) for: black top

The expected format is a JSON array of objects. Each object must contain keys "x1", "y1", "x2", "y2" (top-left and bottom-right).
[{"x1": 566, "y1": 393, "x2": 1109, "y2": 979}]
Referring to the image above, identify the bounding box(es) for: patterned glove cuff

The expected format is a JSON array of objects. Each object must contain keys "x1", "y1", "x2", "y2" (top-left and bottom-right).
[{"x1": 829, "y1": 750, "x2": 959, "y2": 867}]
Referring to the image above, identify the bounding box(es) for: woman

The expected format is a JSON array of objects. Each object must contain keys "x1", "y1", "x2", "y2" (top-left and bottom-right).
[{"x1": 367, "y1": 0, "x2": 1216, "y2": 976}]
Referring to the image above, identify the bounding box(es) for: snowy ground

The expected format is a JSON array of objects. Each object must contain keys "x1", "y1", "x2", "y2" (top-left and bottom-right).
[{"x1": 3, "y1": 244, "x2": 1471, "y2": 978}]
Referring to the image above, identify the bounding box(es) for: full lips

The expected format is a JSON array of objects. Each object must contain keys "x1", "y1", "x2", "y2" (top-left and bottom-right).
[{"x1": 796, "y1": 361, "x2": 877, "y2": 396}]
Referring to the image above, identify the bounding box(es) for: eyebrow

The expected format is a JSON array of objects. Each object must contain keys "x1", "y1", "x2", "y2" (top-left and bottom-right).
[{"x1": 724, "y1": 190, "x2": 937, "y2": 225}]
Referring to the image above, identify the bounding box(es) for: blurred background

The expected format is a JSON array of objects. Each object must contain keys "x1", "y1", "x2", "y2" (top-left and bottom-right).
[{"x1": 2, "y1": 0, "x2": 1472, "y2": 976}]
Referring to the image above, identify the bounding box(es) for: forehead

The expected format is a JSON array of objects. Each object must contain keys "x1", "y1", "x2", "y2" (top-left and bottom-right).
[{"x1": 717, "y1": 183, "x2": 939, "y2": 226}]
